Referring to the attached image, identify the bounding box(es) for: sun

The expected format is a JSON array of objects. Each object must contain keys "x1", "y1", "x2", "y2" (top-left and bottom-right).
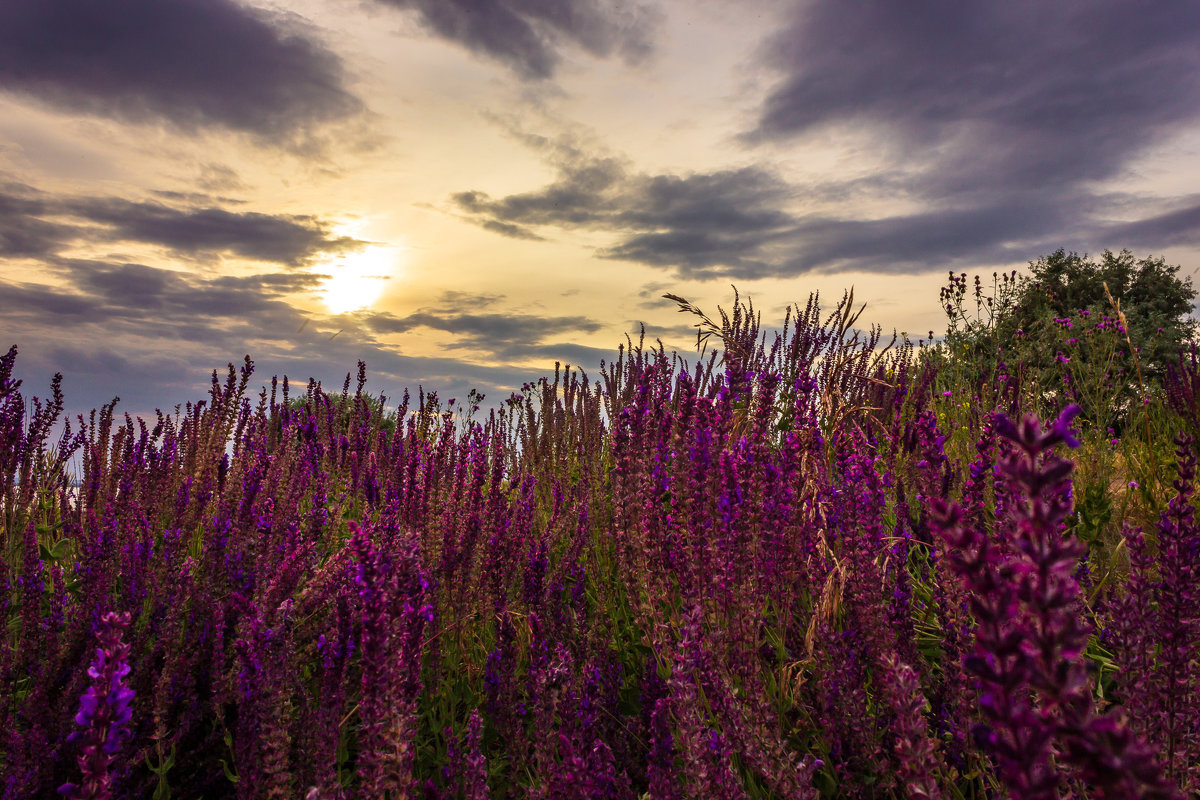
[{"x1": 318, "y1": 247, "x2": 394, "y2": 314}]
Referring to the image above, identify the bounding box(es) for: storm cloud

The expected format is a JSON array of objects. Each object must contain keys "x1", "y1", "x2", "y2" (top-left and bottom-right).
[
  {"x1": 740, "y1": 1, "x2": 1200, "y2": 271},
  {"x1": 748, "y1": 1, "x2": 1200, "y2": 192},
  {"x1": 0, "y1": 0, "x2": 362, "y2": 140}
]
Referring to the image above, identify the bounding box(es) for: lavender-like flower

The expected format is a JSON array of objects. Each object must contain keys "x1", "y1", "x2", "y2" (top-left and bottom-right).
[
  {"x1": 1108, "y1": 434, "x2": 1200, "y2": 794},
  {"x1": 934, "y1": 406, "x2": 1178, "y2": 799},
  {"x1": 462, "y1": 709, "x2": 490, "y2": 800},
  {"x1": 59, "y1": 611, "x2": 135, "y2": 800},
  {"x1": 878, "y1": 653, "x2": 945, "y2": 800}
]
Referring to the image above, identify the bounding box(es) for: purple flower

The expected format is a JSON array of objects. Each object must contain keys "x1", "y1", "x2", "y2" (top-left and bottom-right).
[
  {"x1": 934, "y1": 407, "x2": 1177, "y2": 799},
  {"x1": 59, "y1": 612, "x2": 135, "y2": 800}
]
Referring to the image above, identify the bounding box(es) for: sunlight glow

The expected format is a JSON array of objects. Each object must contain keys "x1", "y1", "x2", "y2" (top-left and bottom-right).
[{"x1": 318, "y1": 247, "x2": 395, "y2": 314}]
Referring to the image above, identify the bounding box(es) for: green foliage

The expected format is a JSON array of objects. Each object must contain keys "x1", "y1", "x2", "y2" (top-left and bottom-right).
[
  {"x1": 284, "y1": 387, "x2": 398, "y2": 438},
  {"x1": 1003, "y1": 248, "x2": 1190, "y2": 398},
  {"x1": 936, "y1": 248, "x2": 1198, "y2": 434},
  {"x1": 1008, "y1": 249, "x2": 1197, "y2": 375}
]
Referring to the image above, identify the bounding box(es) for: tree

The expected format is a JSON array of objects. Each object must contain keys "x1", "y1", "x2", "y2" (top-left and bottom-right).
[
  {"x1": 1002, "y1": 249, "x2": 1197, "y2": 386},
  {"x1": 937, "y1": 249, "x2": 1198, "y2": 431}
]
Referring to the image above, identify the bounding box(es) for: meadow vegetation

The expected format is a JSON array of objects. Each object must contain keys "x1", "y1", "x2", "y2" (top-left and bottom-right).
[{"x1": 1, "y1": 253, "x2": 1198, "y2": 799}]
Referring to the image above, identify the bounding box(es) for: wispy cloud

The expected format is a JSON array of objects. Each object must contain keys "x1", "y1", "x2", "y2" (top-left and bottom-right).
[{"x1": 371, "y1": 0, "x2": 660, "y2": 79}]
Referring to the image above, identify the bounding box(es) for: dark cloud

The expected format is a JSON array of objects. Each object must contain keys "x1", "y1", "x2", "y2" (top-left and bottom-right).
[
  {"x1": 0, "y1": 261, "x2": 318, "y2": 334},
  {"x1": 0, "y1": 0, "x2": 361, "y2": 141},
  {"x1": 1098, "y1": 200, "x2": 1200, "y2": 249},
  {"x1": 449, "y1": 137, "x2": 1200, "y2": 278},
  {"x1": 0, "y1": 183, "x2": 362, "y2": 266},
  {"x1": 0, "y1": 281, "x2": 97, "y2": 318},
  {"x1": 367, "y1": 291, "x2": 605, "y2": 359},
  {"x1": 450, "y1": 136, "x2": 803, "y2": 277},
  {"x1": 491, "y1": 341, "x2": 616, "y2": 366},
  {"x1": 738, "y1": 1, "x2": 1200, "y2": 274},
  {"x1": 749, "y1": 2, "x2": 1200, "y2": 190},
  {"x1": 0, "y1": 187, "x2": 73, "y2": 258},
  {"x1": 375, "y1": 0, "x2": 659, "y2": 79},
  {"x1": 64, "y1": 198, "x2": 363, "y2": 265},
  {"x1": 772, "y1": 200, "x2": 1071, "y2": 276},
  {"x1": 450, "y1": 135, "x2": 1200, "y2": 278},
  {"x1": 479, "y1": 218, "x2": 545, "y2": 241}
]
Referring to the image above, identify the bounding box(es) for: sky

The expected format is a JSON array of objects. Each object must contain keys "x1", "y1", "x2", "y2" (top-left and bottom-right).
[{"x1": 3, "y1": 0, "x2": 1200, "y2": 420}]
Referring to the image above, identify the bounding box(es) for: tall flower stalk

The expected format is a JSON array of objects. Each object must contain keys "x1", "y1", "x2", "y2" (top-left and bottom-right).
[
  {"x1": 59, "y1": 611, "x2": 135, "y2": 800},
  {"x1": 933, "y1": 406, "x2": 1177, "y2": 799}
]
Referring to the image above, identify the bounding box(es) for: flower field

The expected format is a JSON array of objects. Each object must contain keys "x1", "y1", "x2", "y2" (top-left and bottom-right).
[{"x1": 2, "y1": 283, "x2": 1198, "y2": 799}]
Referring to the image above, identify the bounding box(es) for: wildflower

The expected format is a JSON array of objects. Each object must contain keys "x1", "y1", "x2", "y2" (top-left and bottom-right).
[
  {"x1": 1128, "y1": 481, "x2": 1139, "y2": 490},
  {"x1": 942, "y1": 391, "x2": 953, "y2": 398},
  {"x1": 59, "y1": 612, "x2": 136, "y2": 800},
  {"x1": 935, "y1": 406, "x2": 1175, "y2": 798}
]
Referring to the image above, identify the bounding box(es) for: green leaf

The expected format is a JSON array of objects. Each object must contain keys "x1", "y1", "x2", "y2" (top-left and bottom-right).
[{"x1": 219, "y1": 758, "x2": 240, "y2": 785}]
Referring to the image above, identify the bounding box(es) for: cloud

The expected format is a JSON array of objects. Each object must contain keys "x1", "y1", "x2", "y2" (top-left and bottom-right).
[
  {"x1": 449, "y1": 134, "x2": 805, "y2": 277},
  {"x1": 478, "y1": 218, "x2": 545, "y2": 241},
  {"x1": 0, "y1": 185, "x2": 74, "y2": 258},
  {"x1": 734, "y1": 2, "x2": 1200, "y2": 274},
  {"x1": 63, "y1": 198, "x2": 364, "y2": 265},
  {"x1": 365, "y1": 290, "x2": 606, "y2": 359},
  {"x1": 446, "y1": 2, "x2": 1200, "y2": 280},
  {"x1": 374, "y1": 0, "x2": 659, "y2": 79},
  {"x1": 0, "y1": 182, "x2": 363, "y2": 265},
  {"x1": 1098, "y1": 199, "x2": 1200, "y2": 249},
  {"x1": 0, "y1": 261, "x2": 318, "y2": 333},
  {"x1": 0, "y1": 0, "x2": 362, "y2": 142},
  {"x1": 449, "y1": 133, "x2": 1198, "y2": 278},
  {"x1": 749, "y1": 3, "x2": 1200, "y2": 186}
]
